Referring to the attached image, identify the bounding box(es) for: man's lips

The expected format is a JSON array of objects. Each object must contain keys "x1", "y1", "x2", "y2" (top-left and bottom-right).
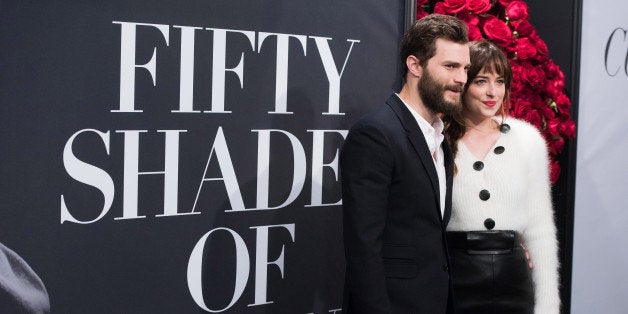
[
  {"x1": 446, "y1": 86, "x2": 463, "y2": 93},
  {"x1": 445, "y1": 88, "x2": 463, "y2": 98}
]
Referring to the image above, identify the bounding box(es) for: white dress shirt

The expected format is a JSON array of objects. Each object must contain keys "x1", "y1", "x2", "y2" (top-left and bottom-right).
[{"x1": 396, "y1": 94, "x2": 446, "y2": 217}]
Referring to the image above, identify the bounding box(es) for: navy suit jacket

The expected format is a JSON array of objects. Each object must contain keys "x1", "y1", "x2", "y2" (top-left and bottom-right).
[{"x1": 341, "y1": 94, "x2": 454, "y2": 313}]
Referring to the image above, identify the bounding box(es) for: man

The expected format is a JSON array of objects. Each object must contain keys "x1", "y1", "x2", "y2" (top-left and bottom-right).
[{"x1": 341, "y1": 14, "x2": 470, "y2": 313}]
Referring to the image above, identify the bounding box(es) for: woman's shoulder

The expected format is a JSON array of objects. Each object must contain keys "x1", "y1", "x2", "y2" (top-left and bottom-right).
[
  {"x1": 500, "y1": 116, "x2": 548, "y2": 150},
  {"x1": 503, "y1": 116, "x2": 538, "y2": 132}
]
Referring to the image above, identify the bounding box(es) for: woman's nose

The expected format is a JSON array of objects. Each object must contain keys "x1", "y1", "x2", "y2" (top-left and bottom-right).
[{"x1": 486, "y1": 83, "x2": 495, "y2": 97}]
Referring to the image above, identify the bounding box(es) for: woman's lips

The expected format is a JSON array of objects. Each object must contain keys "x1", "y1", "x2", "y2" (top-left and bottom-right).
[{"x1": 483, "y1": 100, "x2": 497, "y2": 107}]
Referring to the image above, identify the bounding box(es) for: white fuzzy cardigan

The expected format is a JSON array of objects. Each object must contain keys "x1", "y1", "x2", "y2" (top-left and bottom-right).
[{"x1": 447, "y1": 117, "x2": 560, "y2": 314}]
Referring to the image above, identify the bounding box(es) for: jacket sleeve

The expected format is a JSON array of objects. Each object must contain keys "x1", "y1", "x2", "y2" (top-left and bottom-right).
[
  {"x1": 341, "y1": 123, "x2": 394, "y2": 314},
  {"x1": 522, "y1": 129, "x2": 560, "y2": 314}
]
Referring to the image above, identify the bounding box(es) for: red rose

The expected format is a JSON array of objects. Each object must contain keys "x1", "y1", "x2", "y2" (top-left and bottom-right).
[
  {"x1": 509, "y1": 100, "x2": 527, "y2": 119},
  {"x1": 510, "y1": 78, "x2": 524, "y2": 94},
  {"x1": 466, "y1": 0, "x2": 492, "y2": 15},
  {"x1": 554, "y1": 93, "x2": 571, "y2": 116},
  {"x1": 509, "y1": 71, "x2": 525, "y2": 94},
  {"x1": 500, "y1": 43, "x2": 517, "y2": 57},
  {"x1": 482, "y1": 16, "x2": 515, "y2": 47},
  {"x1": 417, "y1": 8, "x2": 429, "y2": 19},
  {"x1": 511, "y1": 20, "x2": 535, "y2": 38},
  {"x1": 467, "y1": 24, "x2": 484, "y2": 40},
  {"x1": 530, "y1": 33, "x2": 549, "y2": 58},
  {"x1": 434, "y1": 2, "x2": 449, "y2": 15},
  {"x1": 510, "y1": 60, "x2": 524, "y2": 77},
  {"x1": 515, "y1": 37, "x2": 537, "y2": 60},
  {"x1": 498, "y1": 0, "x2": 515, "y2": 6},
  {"x1": 417, "y1": 0, "x2": 428, "y2": 5},
  {"x1": 520, "y1": 63, "x2": 546, "y2": 89},
  {"x1": 548, "y1": 137, "x2": 565, "y2": 155},
  {"x1": 509, "y1": 91, "x2": 531, "y2": 118},
  {"x1": 435, "y1": 0, "x2": 467, "y2": 14},
  {"x1": 506, "y1": 1, "x2": 529, "y2": 21},
  {"x1": 458, "y1": 10, "x2": 480, "y2": 26},
  {"x1": 550, "y1": 159, "x2": 561, "y2": 184},
  {"x1": 545, "y1": 78, "x2": 565, "y2": 99},
  {"x1": 510, "y1": 95, "x2": 543, "y2": 129},
  {"x1": 559, "y1": 119, "x2": 576, "y2": 138},
  {"x1": 536, "y1": 102, "x2": 556, "y2": 121},
  {"x1": 544, "y1": 60, "x2": 564, "y2": 80},
  {"x1": 546, "y1": 118, "x2": 561, "y2": 136},
  {"x1": 524, "y1": 109, "x2": 543, "y2": 130}
]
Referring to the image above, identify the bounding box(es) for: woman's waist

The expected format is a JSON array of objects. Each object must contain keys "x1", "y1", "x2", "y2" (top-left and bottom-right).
[
  {"x1": 447, "y1": 214, "x2": 525, "y2": 232},
  {"x1": 446, "y1": 230, "x2": 521, "y2": 254}
]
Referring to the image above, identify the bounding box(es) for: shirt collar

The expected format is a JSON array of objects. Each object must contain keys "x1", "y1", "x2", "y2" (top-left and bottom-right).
[{"x1": 396, "y1": 94, "x2": 445, "y2": 154}]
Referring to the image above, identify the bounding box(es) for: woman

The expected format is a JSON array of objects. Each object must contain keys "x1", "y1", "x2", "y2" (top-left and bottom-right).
[{"x1": 444, "y1": 40, "x2": 560, "y2": 314}]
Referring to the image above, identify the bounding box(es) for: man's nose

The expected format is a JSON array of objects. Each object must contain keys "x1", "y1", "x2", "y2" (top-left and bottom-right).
[{"x1": 453, "y1": 68, "x2": 467, "y2": 85}]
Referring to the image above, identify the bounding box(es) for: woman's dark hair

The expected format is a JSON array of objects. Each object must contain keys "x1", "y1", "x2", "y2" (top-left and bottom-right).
[{"x1": 443, "y1": 40, "x2": 513, "y2": 172}]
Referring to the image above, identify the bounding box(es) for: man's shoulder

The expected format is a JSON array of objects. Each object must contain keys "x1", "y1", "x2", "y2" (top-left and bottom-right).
[{"x1": 349, "y1": 95, "x2": 403, "y2": 132}]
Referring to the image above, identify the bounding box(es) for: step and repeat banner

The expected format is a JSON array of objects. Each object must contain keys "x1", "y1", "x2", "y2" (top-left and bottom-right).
[
  {"x1": 0, "y1": 1, "x2": 406, "y2": 312},
  {"x1": 573, "y1": 0, "x2": 628, "y2": 313}
]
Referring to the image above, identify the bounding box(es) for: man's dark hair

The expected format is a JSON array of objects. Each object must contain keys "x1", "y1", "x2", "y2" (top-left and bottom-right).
[{"x1": 400, "y1": 14, "x2": 469, "y2": 78}]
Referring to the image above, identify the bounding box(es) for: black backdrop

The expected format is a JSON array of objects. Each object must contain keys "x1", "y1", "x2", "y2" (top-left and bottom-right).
[
  {"x1": 0, "y1": 1, "x2": 406, "y2": 313},
  {"x1": 526, "y1": 1, "x2": 581, "y2": 312},
  {"x1": 1, "y1": 1, "x2": 581, "y2": 313}
]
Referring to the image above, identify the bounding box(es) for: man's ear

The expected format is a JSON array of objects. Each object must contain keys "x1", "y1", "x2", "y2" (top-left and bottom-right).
[{"x1": 406, "y1": 55, "x2": 422, "y2": 78}]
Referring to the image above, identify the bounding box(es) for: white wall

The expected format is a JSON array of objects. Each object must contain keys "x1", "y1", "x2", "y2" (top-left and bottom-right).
[{"x1": 572, "y1": 1, "x2": 628, "y2": 313}]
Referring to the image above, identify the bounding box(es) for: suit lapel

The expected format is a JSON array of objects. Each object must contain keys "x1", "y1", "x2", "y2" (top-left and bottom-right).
[
  {"x1": 386, "y1": 95, "x2": 442, "y2": 218},
  {"x1": 442, "y1": 139, "x2": 454, "y2": 226}
]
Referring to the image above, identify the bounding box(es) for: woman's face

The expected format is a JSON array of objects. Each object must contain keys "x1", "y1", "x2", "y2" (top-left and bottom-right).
[{"x1": 463, "y1": 66, "x2": 506, "y2": 121}]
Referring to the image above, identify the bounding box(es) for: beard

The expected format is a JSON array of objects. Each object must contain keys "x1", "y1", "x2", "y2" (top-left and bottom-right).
[{"x1": 418, "y1": 68, "x2": 463, "y2": 115}]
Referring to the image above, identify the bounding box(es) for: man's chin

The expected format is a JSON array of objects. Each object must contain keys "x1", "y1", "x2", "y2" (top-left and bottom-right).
[
  {"x1": 444, "y1": 94, "x2": 461, "y2": 103},
  {"x1": 439, "y1": 102, "x2": 462, "y2": 115}
]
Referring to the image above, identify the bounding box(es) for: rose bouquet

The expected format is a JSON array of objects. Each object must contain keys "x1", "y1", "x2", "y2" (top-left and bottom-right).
[{"x1": 418, "y1": 0, "x2": 576, "y2": 183}]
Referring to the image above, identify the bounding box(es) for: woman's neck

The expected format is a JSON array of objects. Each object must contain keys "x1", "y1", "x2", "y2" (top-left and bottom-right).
[
  {"x1": 464, "y1": 116, "x2": 498, "y2": 134},
  {"x1": 461, "y1": 117, "x2": 501, "y2": 160}
]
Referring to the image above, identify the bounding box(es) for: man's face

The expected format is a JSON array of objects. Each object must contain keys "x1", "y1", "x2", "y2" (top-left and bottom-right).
[{"x1": 418, "y1": 38, "x2": 470, "y2": 115}]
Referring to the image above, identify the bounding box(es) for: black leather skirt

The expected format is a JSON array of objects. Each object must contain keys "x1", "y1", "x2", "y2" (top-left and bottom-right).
[{"x1": 446, "y1": 230, "x2": 534, "y2": 314}]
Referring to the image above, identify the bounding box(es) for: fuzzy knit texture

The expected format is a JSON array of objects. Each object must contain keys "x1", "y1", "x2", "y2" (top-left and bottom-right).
[{"x1": 446, "y1": 117, "x2": 560, "y2": 314}]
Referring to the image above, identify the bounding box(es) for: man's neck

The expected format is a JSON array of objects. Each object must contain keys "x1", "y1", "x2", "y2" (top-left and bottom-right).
[{"x1": 398, "y1": 84, "x2": 438, "y2": 124}]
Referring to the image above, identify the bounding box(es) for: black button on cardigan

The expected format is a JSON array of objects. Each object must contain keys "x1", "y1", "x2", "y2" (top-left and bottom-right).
[
  {"x1": 484, "y1": 218, "x2": 496, "y2": 230},
  {"x1": 479, "y1": 189, "x2": 490, "y2": 201}
]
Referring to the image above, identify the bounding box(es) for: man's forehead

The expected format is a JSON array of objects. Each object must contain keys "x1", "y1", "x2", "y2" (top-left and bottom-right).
[{"x1": 433, "y1": 38, "x2": 470, "y2": 61}]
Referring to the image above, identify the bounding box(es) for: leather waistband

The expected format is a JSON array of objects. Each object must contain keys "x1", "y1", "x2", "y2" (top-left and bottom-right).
[{"x1": 447, "y1": 230, "x2": 518, "y2": 255}]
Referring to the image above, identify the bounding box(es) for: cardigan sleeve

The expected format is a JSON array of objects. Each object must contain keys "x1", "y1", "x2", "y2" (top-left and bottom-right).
[{"x1": 521, "y1": 126, "x2": 560, "y2": 314}]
